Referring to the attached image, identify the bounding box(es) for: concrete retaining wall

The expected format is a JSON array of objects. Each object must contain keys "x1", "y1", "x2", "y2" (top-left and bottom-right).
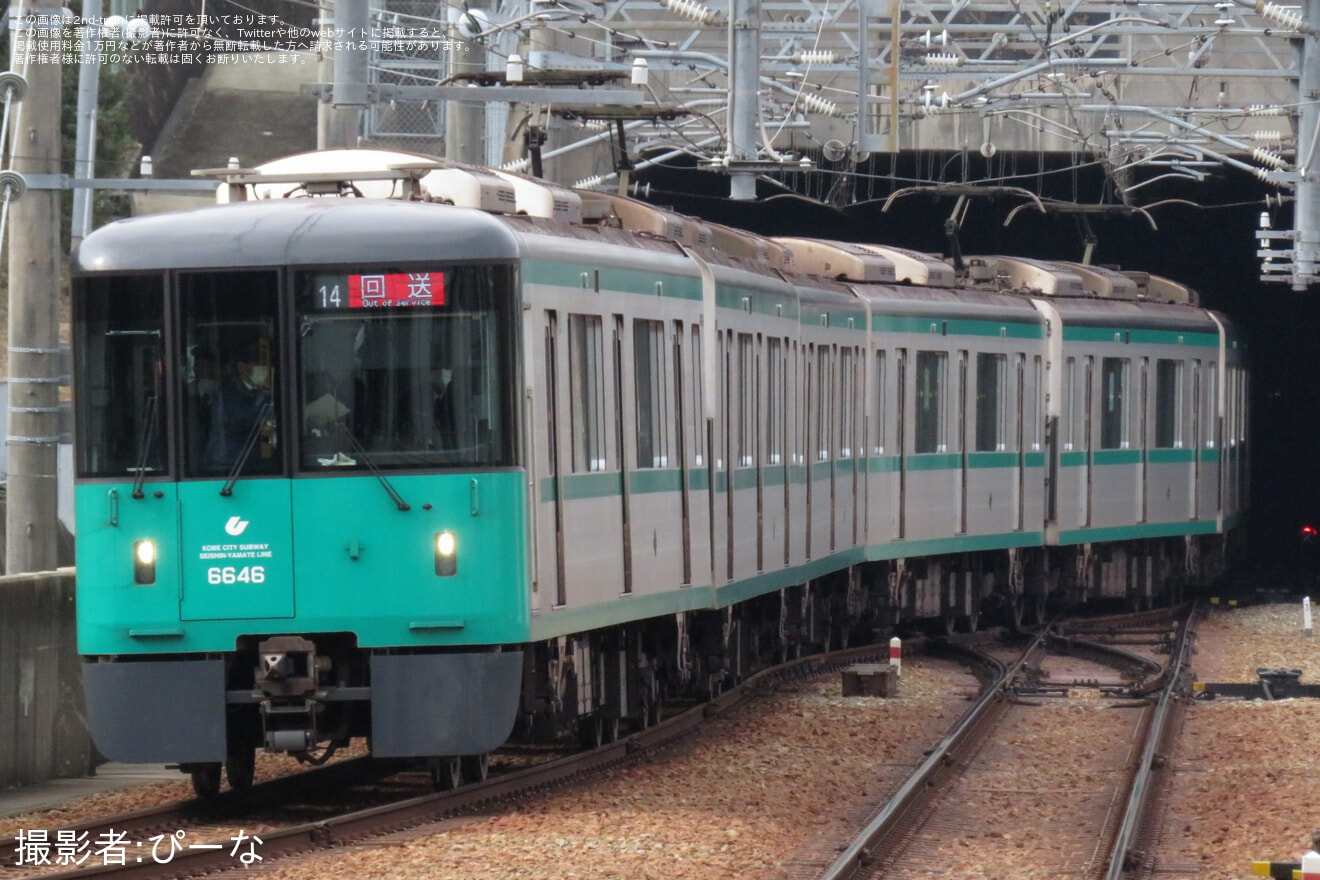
[{"x1": 0, "y1": 569, "x2": 96, "y2": 790}]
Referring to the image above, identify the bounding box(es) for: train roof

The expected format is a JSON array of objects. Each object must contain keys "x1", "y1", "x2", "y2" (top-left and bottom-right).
[
  {"x1": 851, "y1": 284, "x2": 1047, "y2": 321},
  {"x1": 1042, "y1": 294, "x2": 1221, "y2": 333},
  {"x1": 73, "y1": 198, "x2": 520, "y2": 272},
  {"x1": 78, "y1": 151, "x2": 1213, "y2": 324}
]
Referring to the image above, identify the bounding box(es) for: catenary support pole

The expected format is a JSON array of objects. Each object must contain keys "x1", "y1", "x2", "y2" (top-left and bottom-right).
[
  {"x1": 726, "y1": 0, "x2": 759, "y2": 200},
  {"x1": 318, "y1": 0, "x2": 360, "y2": 148},
  {"x1": 327, "y1": 0, "x2": 368, "y2": 148},
  {"x1": 1293, "y1": 0, "x2": 1320, "y2": 288},
  {"x1": 445, "y1": 3, "x2": 484, "y2": 165}
]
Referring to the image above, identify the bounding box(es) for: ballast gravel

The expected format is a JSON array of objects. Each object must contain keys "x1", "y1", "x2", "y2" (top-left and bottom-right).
[{"x1": 5, "y1": 602, "x2": 1317, "y2": 880}]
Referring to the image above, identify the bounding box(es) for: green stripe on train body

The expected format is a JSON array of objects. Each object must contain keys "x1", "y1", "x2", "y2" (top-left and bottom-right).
[
  {"x1": 1060, "y1": 449, "x2": 1218, "y2": 468},
  {"x1": 1057, "y1": 519, "x2": 1220, "y2": 545},
  {"x1": 1060, "y1": 326, "x2": 1219, "y2": 347},
  {"x1": 872, "y1": 315, "x2": 1046, "y2": 339}
]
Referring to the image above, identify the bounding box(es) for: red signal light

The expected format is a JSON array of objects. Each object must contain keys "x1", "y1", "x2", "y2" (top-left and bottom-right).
[{"x1": 1303, "y1": 525, "x2": 1317, "y2": 537}]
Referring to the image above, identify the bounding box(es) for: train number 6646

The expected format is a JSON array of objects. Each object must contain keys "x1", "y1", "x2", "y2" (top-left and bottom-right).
[{"x1": 206, "y1": 566, "x2": 266, "y2": 584}]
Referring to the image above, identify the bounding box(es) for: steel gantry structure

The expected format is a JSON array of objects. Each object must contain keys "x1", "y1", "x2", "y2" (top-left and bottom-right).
[{"x1": 323, "y1": 0, "x2": 1319, "y2": 286}]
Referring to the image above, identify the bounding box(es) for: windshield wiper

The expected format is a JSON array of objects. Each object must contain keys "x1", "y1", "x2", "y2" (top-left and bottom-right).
[
  {"x1": 336, "y1": 424, "x2": 411, "y2": 511},
  {"x1": 130, "y1": 394, "x2": 160, "y2": 500},
  {"x1": 220, "y1": 401, "x2": 274, "y2": 497}
]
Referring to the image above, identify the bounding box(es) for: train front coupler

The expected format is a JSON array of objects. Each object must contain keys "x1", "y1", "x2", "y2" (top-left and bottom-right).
[{"x1": 254, "y1": 635, "x2": 341, "y2": 762}]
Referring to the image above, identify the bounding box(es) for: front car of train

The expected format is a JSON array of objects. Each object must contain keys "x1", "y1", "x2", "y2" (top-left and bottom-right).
[{"x1": 72, "y1": 195, "x2": 531, "y2": 793}]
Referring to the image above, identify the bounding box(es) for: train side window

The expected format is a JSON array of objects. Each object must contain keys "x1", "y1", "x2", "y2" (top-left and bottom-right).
[
  {"x1": 718, "y1": 331, "x2": 729, "y2": 470},
  {"x1": 840, "y1": 346, "x2": 855, "y2": 459},
  {"x1": 815, "y1": 345, "x2": 833, "y2": 461},
  {"x1": 796, "y1": 342, "x2": 808, "y2": 465},
  {"x1": 1154, "y1": 359, "x2": 1183, "y2": 448},
  {"x1": 1100, "y1": 356, "x2": 1129, "y2": 450},
  {"x1": 690, "y1": 325, "x2": 705, "y2": 467},
  {"x1": 975, "y1": 352, "x2": 1006, "y2": 452},
  {"x1": 915, "y1": 350, "x2": 946, "y2": 454},
  {"x1": 767, "y1": 337, "x2": 783, "y2": 465},
  {"x1": 1062, "y1": 357, "x2": 1076, "y2": 451},
  {"x1": 1190, "y1": 360, "x2": 1202, "y2": 451},
  {"x1": 1225, "y1": 366, "x2": 1235, "y2": 448},
  {"x1": 73, "y1": 274, "x2": 168, "y2": 479},
  {"x1": 569, "y1": 313, "x2": 607, "y2": 472},
  {"x1": 545, "y1": 312, "x2": 560, "y2": 478},
  {"x1": 873, "y1": 350, "x2": 887, "y2": 455},
  {"x1": 634, "y1": 319, "x2": 669, "y2": 468},
  {"x1": 737, "y1": 333, "x2": 756, "y2": 467},
  {"x1": 1031, "y1": 356, "x2": 1043, "y2": 451}
]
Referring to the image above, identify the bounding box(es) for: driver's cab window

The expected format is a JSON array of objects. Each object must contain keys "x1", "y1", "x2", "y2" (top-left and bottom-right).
[
  {"x1": 178, "y1": 271, "x2": 282, "y2": 478},
  {"x1": 294, "y1": 265, "x2": 517, "y2": 471}
]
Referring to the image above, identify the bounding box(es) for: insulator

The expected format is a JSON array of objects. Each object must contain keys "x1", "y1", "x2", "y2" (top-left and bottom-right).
[
  {"x1": 574, "y1": 175, "x2": 607, "y2": 190},
  {"x1": 1251, "y1": 165, "x2": 1287, "y2": 187},
  {"x1": 921, "y1": 29, "x2": 949, "y2": 48},
  {"x1": 1250, "y1": 130, "x2": 1285, "y2": 144},
  {"x1": 922, "y1": 90, "x2": 951, "y2": 113},
  {"x1": 922, "y1": 52, "x2": 962, "y2": 67},
  {"x1": 792, "y1": 50, "x2": 836, "y2": 65},
  {"x1": 1256, "y1": 1, "x2": 1306, "y2": 32},
  {"x1": 501, "y1": 157, "x2": 531, "y2": 173},
  {"x1": 1252, "y1": 146, "x2": 1287, "y2": 169},
  {"x1": 664, "y1": 0, "x2": 719, "y2": 25},
  {"x1": 801, "y1": 92, "x2": 841, "y2": 117},
  {"x1": 1248, "y1": 104, "x2": 1288, "y2": 116}
]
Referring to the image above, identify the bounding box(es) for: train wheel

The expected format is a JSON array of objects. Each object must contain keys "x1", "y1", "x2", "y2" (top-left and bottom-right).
[
  {"x1": 1006, "y1": 597, "x2": 1025, "y2": 632},
  {"x1": 190, "y1": 763, "x2": 222, "y2": 799},
  {"x1": 226, "y1": 746, "x2": 256, "y2": 793},
  {"x1": 429, "y1": 756, "x2": 462, "y2": 791},
  {"x1": 461, "y1": 752, "x2": 489, "y2": 784},
  {"x1": 940, "y1": 610, "x2": 958, "y2": 636},
  {"x1": 962, "y1": 612, "x2": 980, "y2": 633},
  {"x1": 578, "y1": 715, "x2": 604, "y2": 750},
  {"x1": 639, "y1": 694, "x2": 662, "y2": 729}
]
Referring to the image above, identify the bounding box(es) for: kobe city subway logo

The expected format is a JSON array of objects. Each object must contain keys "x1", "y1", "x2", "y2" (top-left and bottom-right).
[{"x1": 225, "y1": 516, "x2": 250, "y2": 536}]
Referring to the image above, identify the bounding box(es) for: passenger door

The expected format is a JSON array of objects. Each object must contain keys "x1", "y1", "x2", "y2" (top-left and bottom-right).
[{"x1": 175, "y1": 270, "x2": 296, "y2": 621}]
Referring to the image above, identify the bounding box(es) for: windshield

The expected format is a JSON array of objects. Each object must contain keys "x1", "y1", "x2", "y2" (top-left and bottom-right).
[
  {"x1": 74, "y1": 275, "x2": 167, "y2": 479},
  {"x1": 179, "y1": 271, "x2": 282, "y2": 479},
  {"x1": 295, "y1": 264, "x2": 517, "y2": 470}
]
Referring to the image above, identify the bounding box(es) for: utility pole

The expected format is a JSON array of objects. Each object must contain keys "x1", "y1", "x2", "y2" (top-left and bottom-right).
[
  {"x1": 6, "y1": 2, "x2": 62, "y2": 574},
  {"x1": 70, "y1": 0, "x2": 101, "y2": 250}
]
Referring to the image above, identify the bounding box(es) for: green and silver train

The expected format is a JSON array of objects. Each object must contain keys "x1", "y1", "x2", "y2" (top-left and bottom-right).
[{"x1": 72, "y1": 150, "x2": 1247, "y2": 795}]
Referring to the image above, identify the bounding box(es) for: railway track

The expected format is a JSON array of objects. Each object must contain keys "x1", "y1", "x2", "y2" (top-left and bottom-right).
[
  {"x1": 814, "y1": 604, "x2": 1197, "y2": 880},
  {"x1": 5, "y1": 641, "x2": 925, "y2": 880}
]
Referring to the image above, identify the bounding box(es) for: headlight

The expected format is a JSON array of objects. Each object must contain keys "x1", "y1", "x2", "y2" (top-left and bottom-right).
[
  {"x1": 434, "y1": 531, "x2": 457, "y2": 577},
  {"x1": 134, "y1": 540, "x2": 157, "y2": 585}
]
